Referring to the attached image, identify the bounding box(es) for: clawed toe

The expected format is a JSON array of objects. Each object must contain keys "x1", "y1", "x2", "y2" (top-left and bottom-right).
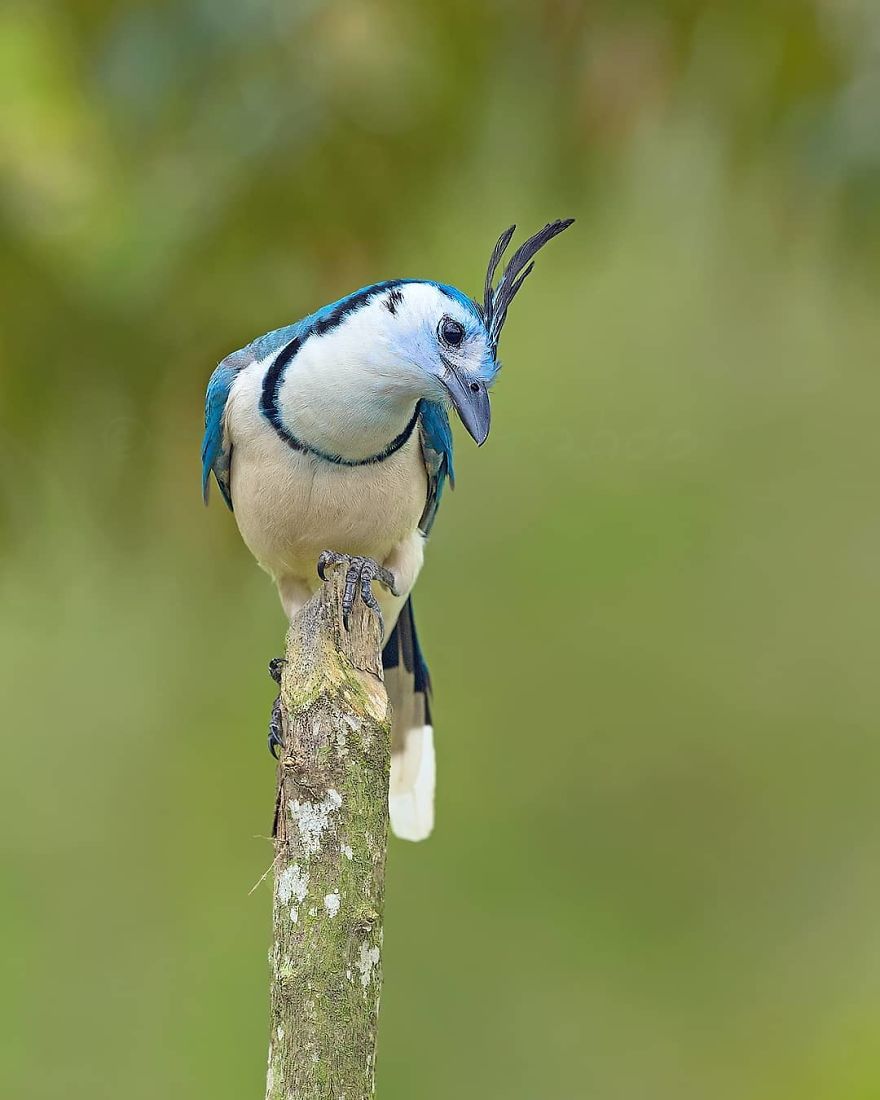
[
  {"x1": 267, "y1": 659, "x2": 287, "y2": 757},
  {"x1": 316, "y1": 551, "x2": 397, "y2": 631},
  {"x1": 374, "y1": 564, "x2": 399, "y2": 597},
  {"x1": 267, "y1": 694, "x2": 285, "y2": 759},
  {"x1": 360, "y1": 571, "x2": 380, "y2": 615},
  {"x1": 316, "y1": 550, "x2": 341, "y2": 583}
]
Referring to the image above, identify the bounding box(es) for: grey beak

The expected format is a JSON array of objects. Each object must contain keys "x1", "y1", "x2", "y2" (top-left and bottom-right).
[{"x1": 439, "y1": 360, "x2": 491, "y2": 446}]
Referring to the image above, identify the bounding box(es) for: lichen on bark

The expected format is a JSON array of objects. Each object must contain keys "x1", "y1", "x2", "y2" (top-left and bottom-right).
[{"x1": 265, "y1": 569, "x2": 391, "y2": 1100}]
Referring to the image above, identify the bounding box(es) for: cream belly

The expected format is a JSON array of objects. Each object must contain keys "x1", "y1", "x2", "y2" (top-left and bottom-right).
[{"x1": 228, "y1": 414, "x2": 427, "y2": 622}]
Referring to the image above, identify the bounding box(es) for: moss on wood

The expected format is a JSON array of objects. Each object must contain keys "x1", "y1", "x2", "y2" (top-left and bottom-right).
[{"x1": 265, "y1": 569, "x2": 391, "y2": 1100}]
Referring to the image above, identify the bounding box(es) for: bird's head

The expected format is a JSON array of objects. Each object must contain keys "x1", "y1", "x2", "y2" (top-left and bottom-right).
[{"x1": 377, "y1": 219, "x2": 574, "y2": 446}]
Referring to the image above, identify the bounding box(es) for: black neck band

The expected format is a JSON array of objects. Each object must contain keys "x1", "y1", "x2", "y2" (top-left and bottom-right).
[{"x1": 260, "y1": 336, "x2": 420, "y2": 467}]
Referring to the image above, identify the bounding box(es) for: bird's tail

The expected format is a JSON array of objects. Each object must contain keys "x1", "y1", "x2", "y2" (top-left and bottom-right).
[{"x1": 382, "y1": 598, "x2": 435, "y2": 842}]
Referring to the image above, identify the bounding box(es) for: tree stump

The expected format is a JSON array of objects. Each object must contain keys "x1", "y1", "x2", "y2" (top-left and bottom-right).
[{"x1": 265, "y1": 567, "x2": 391, "y2": 1100}]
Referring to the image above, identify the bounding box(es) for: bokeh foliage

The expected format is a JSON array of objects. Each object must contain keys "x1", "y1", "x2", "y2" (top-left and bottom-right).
[{"x1": 1, "y1": 2, "x2": 879, "y2": 1098}]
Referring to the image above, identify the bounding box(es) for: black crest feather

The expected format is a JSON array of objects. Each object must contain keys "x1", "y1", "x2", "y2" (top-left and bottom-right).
[{"x1": 482, "y1": 218, "x2": 574, "y2": 350}]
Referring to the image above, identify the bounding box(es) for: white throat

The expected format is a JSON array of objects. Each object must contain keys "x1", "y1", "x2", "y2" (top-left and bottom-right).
[{"x1": 273, "y1": 298, "x2": 425, "y2": 461}]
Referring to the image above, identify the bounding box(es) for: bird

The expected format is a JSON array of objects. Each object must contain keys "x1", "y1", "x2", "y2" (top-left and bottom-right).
[{"x1": 202, "y1": 219, "x2": 573, "y2": 841}]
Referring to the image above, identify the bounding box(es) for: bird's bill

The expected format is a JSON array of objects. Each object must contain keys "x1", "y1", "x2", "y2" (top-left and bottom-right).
[{"x1": 440, "y1": 364, "x2": 491, "y2": 445}]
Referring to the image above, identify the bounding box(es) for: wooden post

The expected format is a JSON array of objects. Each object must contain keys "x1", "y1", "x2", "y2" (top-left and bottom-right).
[{"x1": 265, "y1": 568, "x2": 391, "y2": 1100}]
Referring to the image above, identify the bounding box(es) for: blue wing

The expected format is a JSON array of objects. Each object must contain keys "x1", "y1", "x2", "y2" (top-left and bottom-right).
[
  {"x1": 202, "y1": 350, "x2": 252, "y2": 510},
  {"x1": 417, "y1": 399, "x2": 455, "y2": 536},
  {"x1": 201, "y1": 322, "x2": 304, "y2": 511}
]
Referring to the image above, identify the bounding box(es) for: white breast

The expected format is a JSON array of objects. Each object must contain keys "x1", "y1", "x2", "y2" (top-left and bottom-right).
[{"x1": 224, "y1": 359, "x2": 428, "y2": 600}]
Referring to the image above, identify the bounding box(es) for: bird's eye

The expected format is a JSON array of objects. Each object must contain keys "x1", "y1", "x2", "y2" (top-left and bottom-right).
[{"x1": 438, "y1": 317, "x2": 465, "y2": 347}]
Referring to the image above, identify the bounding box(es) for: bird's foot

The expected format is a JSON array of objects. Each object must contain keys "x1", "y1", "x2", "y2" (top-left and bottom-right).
[
  {"x1": 316, "y1": 551, "x2": 399, "y2": 631},
  {"x1": 267, "y1": 658, "x2": 286, "y2": 758},
  {"x1": 268, "y1": 695, "x2": 285, "y2": 759}
]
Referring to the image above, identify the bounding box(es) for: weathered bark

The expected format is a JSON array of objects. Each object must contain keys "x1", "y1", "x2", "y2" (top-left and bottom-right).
[{"x1": 265, "y1": 569, "x2": 391, "y2": 1100}]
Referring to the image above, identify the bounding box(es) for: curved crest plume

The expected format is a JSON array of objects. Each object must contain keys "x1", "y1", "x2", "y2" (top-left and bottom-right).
[{"x1": 481, "y1": 218, "x2": 574, "y2": 351}]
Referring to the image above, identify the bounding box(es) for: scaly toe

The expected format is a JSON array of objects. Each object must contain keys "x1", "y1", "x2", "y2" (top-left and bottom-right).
[
  {"x1": 376, "y1": 565, "x2": 398, "y2": 596},
  {"x1": 341, "y1": 559, "x2": 363, "y2": 629},
  {"x1": 267, "y1": 694, "x2": 285, "y2": 759},
  {"x1": 316, "y1": 552, "x2": 395, "y2": 632},
  {"x1": 360, "y1": 571, "x2": 382, "y2": 618},
  {"x1": 317, "y1": 549, "x2": 344, "y2": 581}
]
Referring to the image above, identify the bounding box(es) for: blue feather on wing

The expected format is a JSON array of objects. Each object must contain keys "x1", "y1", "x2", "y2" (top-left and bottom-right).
[
  {"x1": 417, "y1": 399, "x2": 455, "y2": 536},
  {"x1": 201, "y1": 359, "x2": 240, "y2": 510},
  {"x1": 201, "y1": 323, "x2": 307, "y2": 511}
]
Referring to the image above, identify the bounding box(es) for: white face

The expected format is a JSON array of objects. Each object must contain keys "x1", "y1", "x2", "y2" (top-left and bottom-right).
[
  {"x1": 374, "y1": 282, "x2": 495, "y2": 390},
  {"x1": 374, "y1": 282, "x2": 496, "y2": 443}
]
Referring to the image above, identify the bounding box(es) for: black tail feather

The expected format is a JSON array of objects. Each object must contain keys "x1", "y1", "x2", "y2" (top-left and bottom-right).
[{"x1": 382, "y1": 598, "x2": 431, "y2": 721}]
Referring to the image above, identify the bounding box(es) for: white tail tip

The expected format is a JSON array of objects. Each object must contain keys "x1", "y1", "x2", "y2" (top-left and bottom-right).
[{"x1": 389, "y1": 725, "x2": 435, "y2": 842}]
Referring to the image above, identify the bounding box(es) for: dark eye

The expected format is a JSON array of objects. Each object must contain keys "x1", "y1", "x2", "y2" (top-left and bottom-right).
[{"x1": 438, "y1": 317, "x2": 465, "y2": 347}]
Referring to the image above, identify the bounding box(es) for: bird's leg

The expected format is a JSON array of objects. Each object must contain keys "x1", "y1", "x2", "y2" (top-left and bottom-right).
[
  {"x1": 267, "y1": 657, "x2": 286, "y2": 758},
  {"x1": 316, "y1": 550, "x2": 398, "y2": 631}
]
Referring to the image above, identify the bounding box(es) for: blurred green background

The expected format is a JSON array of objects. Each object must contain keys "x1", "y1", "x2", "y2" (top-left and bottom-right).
[{"x1": 2, "y1": 1, "x2": 879, "y2": 1097}]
